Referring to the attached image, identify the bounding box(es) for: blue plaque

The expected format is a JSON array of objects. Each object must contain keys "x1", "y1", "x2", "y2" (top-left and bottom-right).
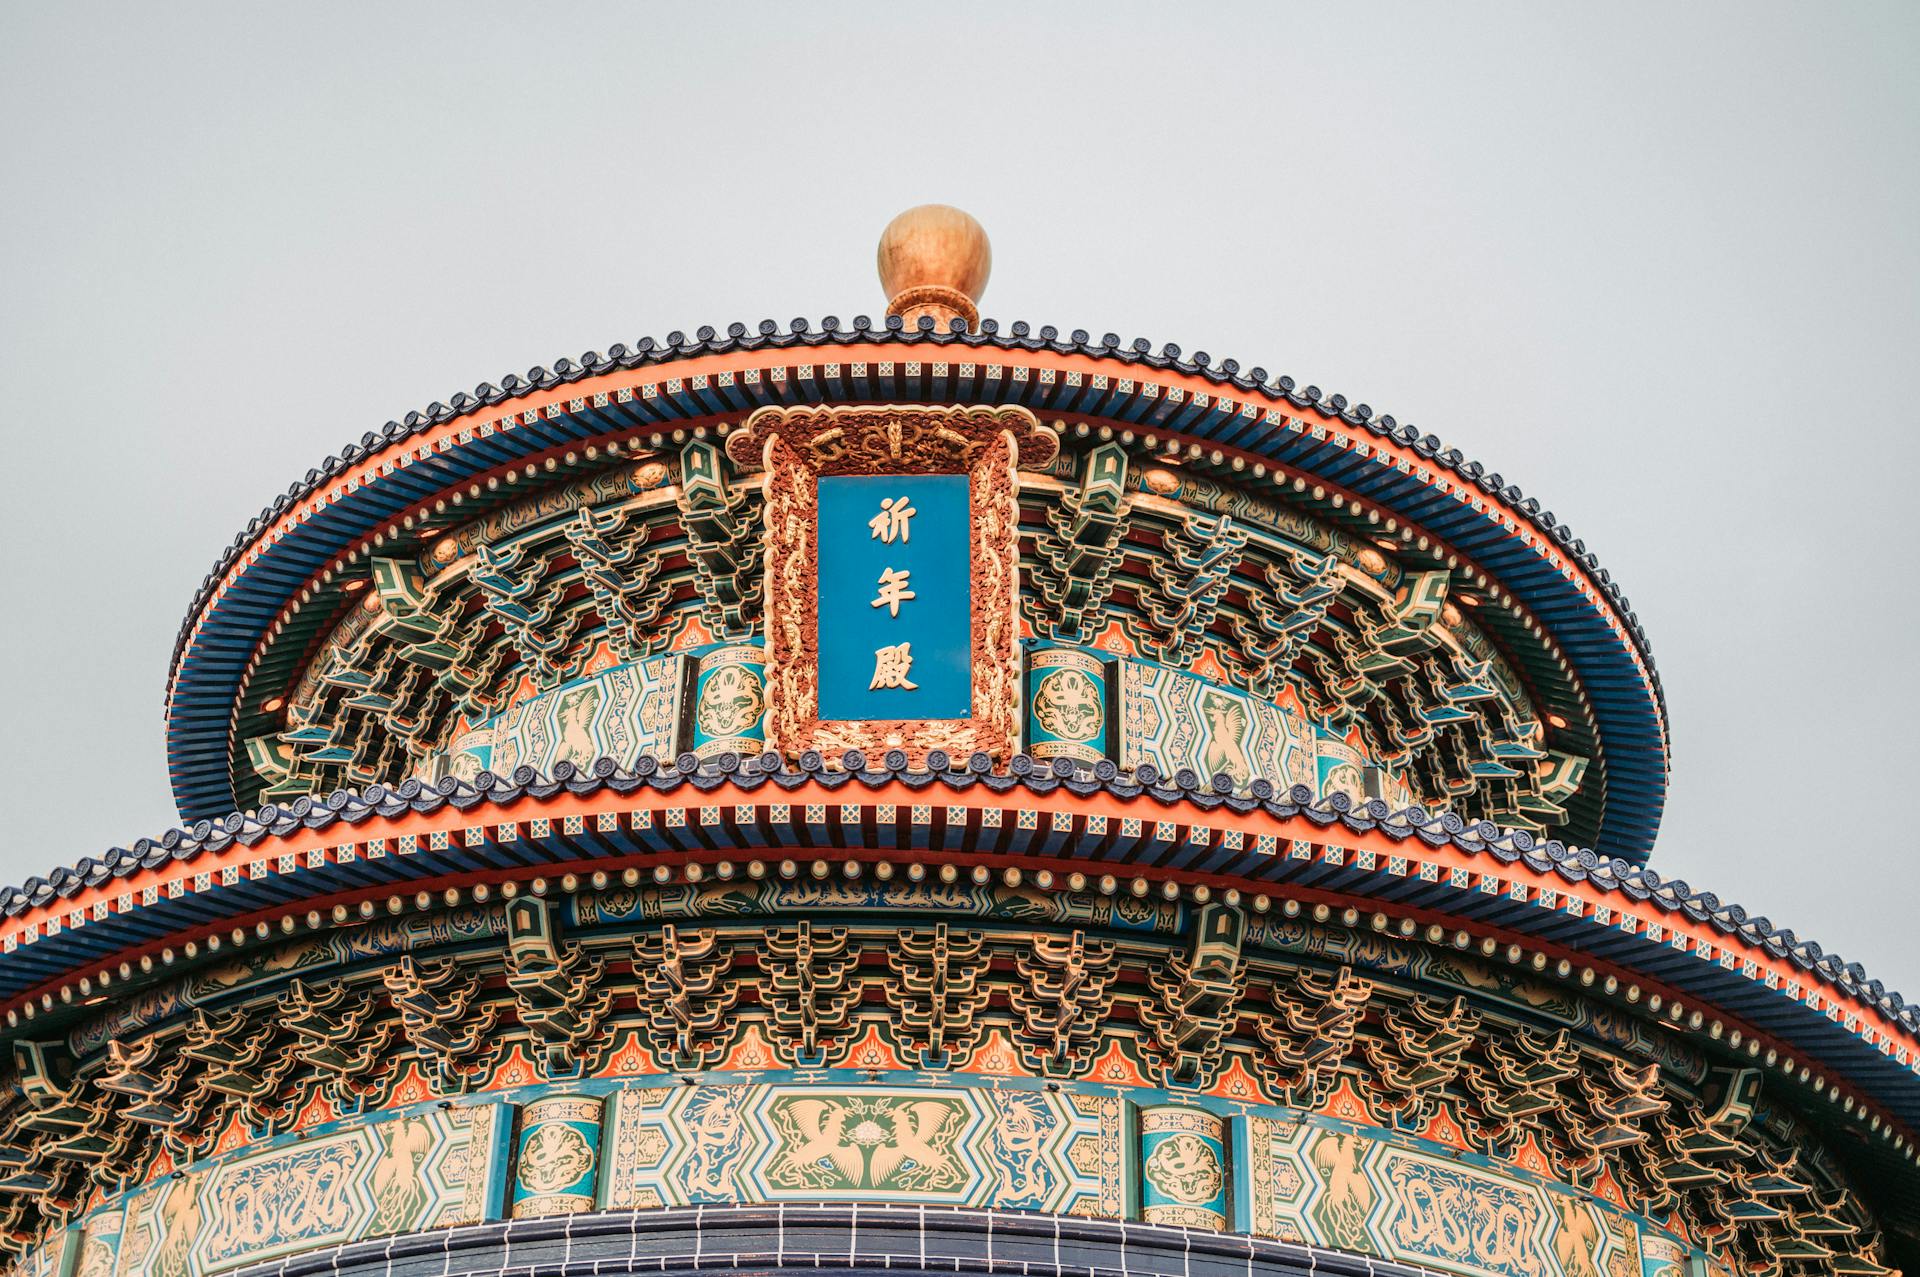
[
  {"x1": 730, "y1": 402, "x2": 1053, "y2": 764},
  {"x1": 816, "y1": 474, "x2": 973, "y2": 721}
]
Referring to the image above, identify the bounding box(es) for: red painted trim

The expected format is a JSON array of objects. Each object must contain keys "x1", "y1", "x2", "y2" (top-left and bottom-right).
[{"x1": 7, "y1": 784, "x2": 1904, "y2": 1084}]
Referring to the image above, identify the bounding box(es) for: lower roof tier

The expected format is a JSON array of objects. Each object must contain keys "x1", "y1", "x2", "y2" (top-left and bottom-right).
[
  {"x1": 0, "y1": 783, "x2": 1913, "y2": 1274},
  {"x1": 2, "y1": 757, "x2": 1914, "y2": 1159}
]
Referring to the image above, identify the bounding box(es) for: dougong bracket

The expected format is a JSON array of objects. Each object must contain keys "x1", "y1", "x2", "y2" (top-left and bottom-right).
[{"x1": 1139, "y1": 902, "x2": 1247, "y2": 1088}]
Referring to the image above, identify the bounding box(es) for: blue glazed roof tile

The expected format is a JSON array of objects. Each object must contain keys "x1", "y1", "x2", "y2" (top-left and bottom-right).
[{"x1": 4, "y1": 756, "x2": 1912, "y2": 1082}]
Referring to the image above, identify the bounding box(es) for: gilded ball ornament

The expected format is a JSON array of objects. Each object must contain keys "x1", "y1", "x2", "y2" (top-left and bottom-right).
[
  {"x1": 876, "y1": 204, "x2": 991, "y2": 331},
  {"x1": 1142, "y1": 467, "x2": 1182, "y2": 495}
]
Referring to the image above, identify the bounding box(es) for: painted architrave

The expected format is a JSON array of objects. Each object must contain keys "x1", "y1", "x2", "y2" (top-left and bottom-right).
[
  {"x1": 726, "y1": 403, "x2": 1057, "y2": 767},
  {"x1": 1025, "y1": 645, "x2": 1112, "y2": 767},
  {"x1": 110, "y1": 1101, "x2": 509, "y2": 1277},
  {"x1": 6, "y1": 1223, "x2": 73, "y2": 1277},
  {"x1": 1233, "y1": 1115, "x2": 1654, "y2": 1277},
  {"x1": 1138, "y1": 1104, "x2": 1229, "y2": 1230},
  {"x1": 428, "y1": 652, "x2": 685, "y2": 784},
  {"x1": 687, "y1": 644, "x2": 769, "y2": 759},
  {"x1": 595, "y1": 1081, "x2": 1126, "y2": 1218},
  {"x1": 73, "y1": 1207, "x2": 124, "y2": 1277},
  {"x1": 1119, "y1": 658, "x2": 1316, "y2": 794}
]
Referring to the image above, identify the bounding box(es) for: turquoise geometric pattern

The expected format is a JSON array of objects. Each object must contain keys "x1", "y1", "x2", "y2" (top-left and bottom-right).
[
  {"x1": 688, "y1": 644, "x2": 768, "y2": 758},
  {"x1": 1314, "y1": 725, "x2": 1368, "y2": 802},
  {"x1": 6, "y1": 1228, "x2": 70, "y2": 1277},
  {"x1": 1240, "y1": 1116, "x2": 1655, "y2": 1277},
  {"x1": 1025, "y1": 645, "x2": 1109, "y2": 767},
  {"x1": 433, "y1": 653, "x2": 684, "y2": 781},
  {"x1": 1638, "y1": 1233, "x2": 1687, "y2": 1277},
  {"x1": 417, "y1": 636, "x2": 1418, "y2": 809},
  {"x1": 1139, "y1": 1106, "x2": 1229, "y2": 1230},
  {"x1": 1120, "y1": 658, "x2": 1316, "y2": 793},
  {"x1": 74, "y1": 1208, "x2": 121, "y2": 1277},
  {"x1": 0, "y1": 1068, "x2": 1734, "y2": 1277}
]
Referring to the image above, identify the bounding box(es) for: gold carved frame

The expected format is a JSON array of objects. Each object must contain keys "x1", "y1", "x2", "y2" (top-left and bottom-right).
[{"x1": 726, "y1": 403, "x2": 1057, "y2": 767}]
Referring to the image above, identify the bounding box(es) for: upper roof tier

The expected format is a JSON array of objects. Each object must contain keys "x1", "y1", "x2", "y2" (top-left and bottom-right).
[{"x1": 163, "y1": 211, "x2": 1668, "y2": 864}]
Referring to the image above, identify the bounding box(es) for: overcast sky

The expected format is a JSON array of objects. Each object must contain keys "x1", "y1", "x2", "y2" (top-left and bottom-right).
[{"x1": 2, "y1": 3, "x2": 1915, "y2": 993}]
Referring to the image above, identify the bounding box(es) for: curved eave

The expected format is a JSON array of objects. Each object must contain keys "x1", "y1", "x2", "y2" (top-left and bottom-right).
[
  {"x1": 3, "y1": 759, "x2": 1911, "y2": 1151},
  {"x1": 162, "y1": 323, "x2": 1668, "y2": 862}
]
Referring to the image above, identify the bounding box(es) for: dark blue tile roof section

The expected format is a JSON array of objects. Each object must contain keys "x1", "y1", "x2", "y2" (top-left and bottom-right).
[
  {"x1": 250, "y1": 1201, "x2": 1442, "y2": 1277},
  {"x1": 161, "y1": 316, "x2": 1668, "y2": 864},
  {"x1": 2, "y1": 754, "x2": 1911, "y2": 1139}
]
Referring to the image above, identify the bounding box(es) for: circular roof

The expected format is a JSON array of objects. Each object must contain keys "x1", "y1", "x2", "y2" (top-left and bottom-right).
[{"x1": 161, "y1": 319, "x2": 1669, "y2": 863}]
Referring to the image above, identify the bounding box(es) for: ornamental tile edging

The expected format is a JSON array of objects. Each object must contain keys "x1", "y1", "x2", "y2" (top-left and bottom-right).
[
  {"x1": 160, "y1": 317, "x2": 1665, "y2": 747},
  {"x1": 1, "y1": 751, "x2": 1911, "y2": 1053}
]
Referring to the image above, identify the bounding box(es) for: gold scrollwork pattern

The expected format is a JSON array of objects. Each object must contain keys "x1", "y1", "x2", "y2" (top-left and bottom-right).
[{"x1": 725, "y1": 404, "x2": 1056, "y2": 767}]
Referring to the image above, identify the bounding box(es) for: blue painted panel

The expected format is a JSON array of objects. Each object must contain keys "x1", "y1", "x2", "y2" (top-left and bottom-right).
[{"x1": 816, "y1": 474, "x2": 972, "y2": 721}]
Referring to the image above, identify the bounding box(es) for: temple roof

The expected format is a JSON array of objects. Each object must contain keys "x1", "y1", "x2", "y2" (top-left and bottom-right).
[{"x1": 160, "y1": 318, "x2": 1670, "y2": 861}]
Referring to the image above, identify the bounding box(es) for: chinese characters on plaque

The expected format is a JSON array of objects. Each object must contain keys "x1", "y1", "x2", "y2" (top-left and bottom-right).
[
  {"x1": 866, "y1": 494, "x2": 920, "y2": 685},
  {"x1": 815, "y1": 474, "x2": 973, "y2": 721}
]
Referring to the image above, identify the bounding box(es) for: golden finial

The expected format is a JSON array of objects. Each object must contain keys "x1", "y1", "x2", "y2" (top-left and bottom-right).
[{"x1": 877, "y1": 204, "x2": 991, "y2": 332}]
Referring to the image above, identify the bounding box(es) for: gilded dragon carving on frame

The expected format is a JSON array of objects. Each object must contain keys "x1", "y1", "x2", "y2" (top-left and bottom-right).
[{"x1": 725, "y1": 404, "x2": 1057, "y2": 768}]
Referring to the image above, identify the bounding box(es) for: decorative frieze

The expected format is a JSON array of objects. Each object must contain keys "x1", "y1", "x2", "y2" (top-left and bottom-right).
[
  {"x1": 511, "y1": 1094, "x2": 602, "y2": 1219},
  {"x1": 111, "y1": 1102, "x2": 504, "y2": 1277},
  {"x1": 599, "y1": 1082, "x2": 1125, "y2": 1216},
  {"x1": 1139, "y1": 1105, "x2": 1228, "y2": 1229}
]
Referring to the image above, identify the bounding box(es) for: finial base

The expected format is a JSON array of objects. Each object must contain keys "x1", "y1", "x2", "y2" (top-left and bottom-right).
[
  {"x1": 885, "y1": 284, "x2": 980, "y2": 332},
  {"x1": 877, "y1": 205, "x2": 990, "y2": 334}
]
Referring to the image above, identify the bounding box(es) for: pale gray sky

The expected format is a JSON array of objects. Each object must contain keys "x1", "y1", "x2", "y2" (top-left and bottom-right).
[{"x1": 2, "y1": 3, "x2": 1915, "y2": 992}]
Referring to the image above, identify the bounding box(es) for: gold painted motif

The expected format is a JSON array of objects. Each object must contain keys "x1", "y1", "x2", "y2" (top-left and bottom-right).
[
  {"x1": 868, "y1": 643, "x2": 918, "y2": 691},
  {"x1": 694, "y1": 662, "x2": 766, "y2": 739},
  {"x1": 1143, "y1": 1134, "x2": 1223, "y2": 1205},
  {"x1": 519, "y1": 1124, "x2": 595, "y2": 1195},
  {"x1": 1031, "y1": 667, "x2": 1102, "y2": 742}
]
